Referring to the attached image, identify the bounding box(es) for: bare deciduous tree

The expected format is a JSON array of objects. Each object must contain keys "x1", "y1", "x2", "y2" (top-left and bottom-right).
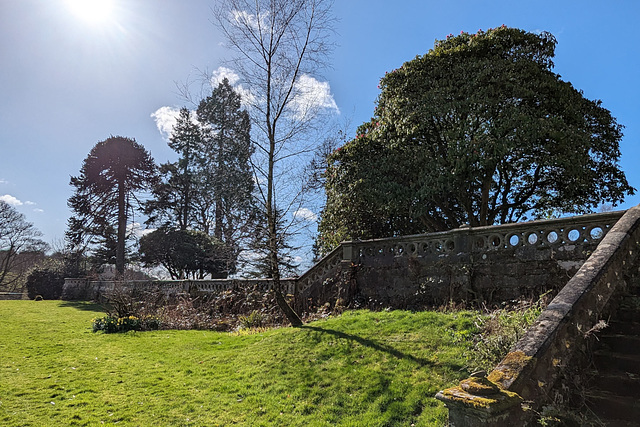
[
  {"x1": 0, "y1": 201, "x2": 48, "y2": 292},
  {"x1": 213, "y1": 0, "x2": 336, "y2": 326}
]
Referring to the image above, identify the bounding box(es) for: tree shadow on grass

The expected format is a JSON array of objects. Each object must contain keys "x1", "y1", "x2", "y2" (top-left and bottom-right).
[
  {"x1": 300, "y1": 325, "x2": 439, "y2": 368},
  {"x1": 58, "y1": 301, "x2": 105, "y2": 312}
]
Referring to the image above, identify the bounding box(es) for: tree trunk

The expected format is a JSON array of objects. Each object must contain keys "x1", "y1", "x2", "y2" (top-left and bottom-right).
[
  {"x1": 116, "y1": 178, "x2": 126, "y2": 275},
  {"x1": 266, "y1": 123, "x2": 302, "y2": 327}
]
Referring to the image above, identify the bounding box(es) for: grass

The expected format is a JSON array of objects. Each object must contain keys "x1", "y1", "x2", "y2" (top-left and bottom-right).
[{"x1": 0, "y1": 301, "x2": 480, "y2": 426}]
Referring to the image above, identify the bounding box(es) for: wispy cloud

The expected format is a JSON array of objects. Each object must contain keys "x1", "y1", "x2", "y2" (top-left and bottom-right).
[
  {"x1": 211, "y1": 66, "x2": 255, "y2": 108},
  {"x1": 150, "y1": 106, "x2": 182, "y2": 141},
  {"x1": 294, "y1": 207, "x2": 318, "y2": 222},
  {"x1": 25, "y1": 201, "x2": 36, "y2": 206},
  {"x1": 33, "y1": 208, "x2": 44, "y2": 213},
  {"x1": 290, "y1": 74, "x2": 339, "y2": 120},
  {"x1": 0, "y1": 179, "x2": 8, "y2": 185},
  {"x1": 0, "y1": 194, "x2": 22, "y2": 206},
  {"x1": 231, "y1": 9, "x2": 268, "y2": 31}
]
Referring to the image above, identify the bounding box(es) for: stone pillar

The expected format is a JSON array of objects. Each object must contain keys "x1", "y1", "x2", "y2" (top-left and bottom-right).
[
  {"x1": 435, "y1": 372, "x2": 527, "y2": 426},
  {"x1": 335, "y1": 242, "x2": 358, "y2": 308}
]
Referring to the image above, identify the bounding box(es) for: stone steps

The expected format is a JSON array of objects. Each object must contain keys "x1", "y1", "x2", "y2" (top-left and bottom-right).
[
  {"x1": 581, "y1": 285, "x2": 640, "y2": 425},
  {"x1": 582, "y1": 391, "x2": 640, "y2": 424},
  {"x1": 598, "y1": 333, "x2": 640, "y2": 354}
]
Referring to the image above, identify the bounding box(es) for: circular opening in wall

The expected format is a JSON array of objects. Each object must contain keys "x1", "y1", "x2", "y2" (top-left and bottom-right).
[
  {"x1": 489, "y1": 235, "x2": 502, "y2": 248},
  {"x1": 434, "y1": 241, "x2": 443, "y2": 252},
  {"x1": 422, "y1": 242, "x2": 430, "y2": 254},
  {"x1": 445, "y1": 240, "x2": 455, "y2": 251},
  {"x1": 590, "y1": 226, "x2": 604, "y2": 240},
  {"x1": 567, "y1": 229, "x2": 581, "y2": 242},
  {"x1": 508, "y1": 234, "x2": 520, "y2": 247},
  {"x1": 475, "y1": 237, "x2": 486, "y2": 249},
  {"x1": 366, "y1": 247, "x2": 374, "y2": 257},
  {"x1": 547, "y1": 231, "x2": 558, "y2": 244},
  {"x1": 409, "y1": 243, "x2": 417, "y2": 254},
  {"x1": 527, "y1": 233, "x2": 539, "y2": 245},
  {"x1": 397, "y1": 245, "x2": 405, "y2": 255}
]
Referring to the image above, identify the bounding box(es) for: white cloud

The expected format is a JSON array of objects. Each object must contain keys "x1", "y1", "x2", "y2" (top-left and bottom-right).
[
  {"x1": 211, "y1": 66, "x2": 255, "y2": 108},
  {"x1": 291, "y1": 74, "x2": 339, "y2": 120},
  {"x1": 33, "y1": 208, "x2": 44, "y2": 213},
  {"x1": 127, "y1": 223, "x2": 154, "y2": 239},
  {"x1": 0, "y1": 179, "x2": 7, "y2": 185},
  {"x1": 150, "y1": 106, "x2": 181, "y2": 140},
  {"x1": 231, "y1": 9, "x2": 268, "y2": 31},
  {"x1": 0, "y1": 194, "x2": 22, "y2": 206},
  {"x1": 211, "y1": 66, "x2": 241, "y2": 87},
  {"x1": 25, "y1": 201, "x2": 36, "y2": 206},
  {"x1": 294, "y1": 207, "x2": 318, "y2": 222}
]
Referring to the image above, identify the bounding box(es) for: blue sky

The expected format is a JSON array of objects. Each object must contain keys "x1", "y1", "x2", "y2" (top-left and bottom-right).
[{"x1": 1, "y1": 0, "x2": 639, "y2": 261}]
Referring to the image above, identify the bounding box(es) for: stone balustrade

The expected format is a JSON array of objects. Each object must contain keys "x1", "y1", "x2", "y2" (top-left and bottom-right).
[
  {"x1": 435, "y1": 206, "x2": 640, "y2": 425},
  {"x1": 64, "y1": 210, "x2": 625, "y2": 311}
]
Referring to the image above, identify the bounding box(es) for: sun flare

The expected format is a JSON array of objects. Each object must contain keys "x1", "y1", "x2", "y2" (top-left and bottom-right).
[{"x1": 66, "y1": 0, "x2": 115, "y2": 24}]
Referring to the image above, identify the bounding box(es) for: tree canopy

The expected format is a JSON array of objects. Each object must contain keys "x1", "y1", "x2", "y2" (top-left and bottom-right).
[
  {"x1": 139, "y1": 229, "x2": 233, "y2": 280},
  {"x1": 318, "y1": 26, "x2": 634, "y2": 253},
  {"x1": 67, "y1": 136, "x2": 157, "y2": 274}
]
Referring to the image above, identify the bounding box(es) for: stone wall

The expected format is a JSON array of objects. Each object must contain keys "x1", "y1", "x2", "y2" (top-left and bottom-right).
[
  {"x1": 0, "y1": 292, "x2": 24, "y2": 300},
  {"x1": 63, "y1": 211, "x2": 624, "y2": 311},
  {"x1": 435, "y1": 206, "x2": 640, "y2": 425},
  {"x1": 299, "y1": 211, "x2": 624, "y2": 309},
  {"x1": 62, "y1": 277, "x2": 297, "y2": 301}
]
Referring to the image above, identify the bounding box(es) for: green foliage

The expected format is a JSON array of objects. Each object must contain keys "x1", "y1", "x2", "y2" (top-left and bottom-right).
[
  {"x1": 91, "y1": 315, "x2": 161, "y2": 333},
  {"x1": 145, "y1": 80, "x2": 255, "y2": 275},
  {"x1": 1, "y1": 301, "x2": 477, "y2": 426},
  {"x1": 25, "y1": 267, "x2": 65, "y2": 300},
  {"x1": 319, "y1": 26, "x2": 634, "y2": 253},
  {"x1": 465, "y1": 298, "x2": 546, "y2": 372},
  {"x1": 238, "y1": 310, "x2": 267, "y2": 329},
  {"x1": 67, "y1": 136, "x2": 157, "y2": 274},
  {"x1": 139, "y1": 228, "x2": 234, "y2": 279}
]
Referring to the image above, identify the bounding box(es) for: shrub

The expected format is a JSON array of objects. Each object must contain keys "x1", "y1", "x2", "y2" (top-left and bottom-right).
[
  {"x1": 466, "y1": 295, "x2": 548, "y2": 372},
  {"x1": 238, "y1": 310, "x2": 266, "y2": 329},
  {"x1": 25, "y1": 267, "x2": 64, "y2": 300},
  {"x1": 92, "y1": 315, "x2": 162, "y2": 333}
]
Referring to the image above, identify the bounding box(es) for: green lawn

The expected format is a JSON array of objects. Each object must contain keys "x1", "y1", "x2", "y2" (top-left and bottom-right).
[{"x1": 0, "y1": 301, "x2": 477, "y2": 426}]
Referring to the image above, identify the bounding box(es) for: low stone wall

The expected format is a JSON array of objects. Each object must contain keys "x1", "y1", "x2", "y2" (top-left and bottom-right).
[
  {"x1": 62, "y1": 277, "x2": 297, "y2": 301},
  {"x1": 0, "y1": 292, "x2": 24, "y2": 300},
  {"x1": 435, "y1": 206, "x2": 640, "y2": 426},
  {"x1": 64, "y1": 211, "x2": 625, "y2": 313}
]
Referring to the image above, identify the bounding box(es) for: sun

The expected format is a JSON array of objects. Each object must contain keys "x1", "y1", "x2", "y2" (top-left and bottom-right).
[{"x1": 66, "y1": 0, "x2": 115, "y2": 24}]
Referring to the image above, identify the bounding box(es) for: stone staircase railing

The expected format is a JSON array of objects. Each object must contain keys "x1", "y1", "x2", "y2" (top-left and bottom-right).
[{"x1": 435, "y1": 206, "x2": 640, "y2": 426}]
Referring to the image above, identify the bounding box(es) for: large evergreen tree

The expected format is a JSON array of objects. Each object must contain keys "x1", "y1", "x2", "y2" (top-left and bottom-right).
[
  {"x1": 145, "y1": 80, "x2": 254, "y2": 274},
  {"x1": 196, "y1": 77, "x2": 254, "y2": 244},
  {"x1": 145, "y1": 108, "x2": 204, "y2": 231},
  {"x1": 319, "y1": 27, "x2": 634, "y2": 253},
  {"x1": 67, "y1": 136, "x2": 157, "y2": 274}
]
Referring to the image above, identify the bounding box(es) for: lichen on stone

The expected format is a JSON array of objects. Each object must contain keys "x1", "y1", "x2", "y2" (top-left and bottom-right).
[{"x1": 487, "y1": 350, "x2": 533, "y2": 388}]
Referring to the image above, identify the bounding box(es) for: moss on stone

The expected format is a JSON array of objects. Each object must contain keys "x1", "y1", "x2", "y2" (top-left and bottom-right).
[
  {"x1": 460, "y1": 375, "x2": 501, "y2": 395},
  {"x1": 487, "y1": 350, "x2": 533, "y2": 387},
  {"x1": 437, "y1": 385, "x2": 522, "y2": 412}
]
